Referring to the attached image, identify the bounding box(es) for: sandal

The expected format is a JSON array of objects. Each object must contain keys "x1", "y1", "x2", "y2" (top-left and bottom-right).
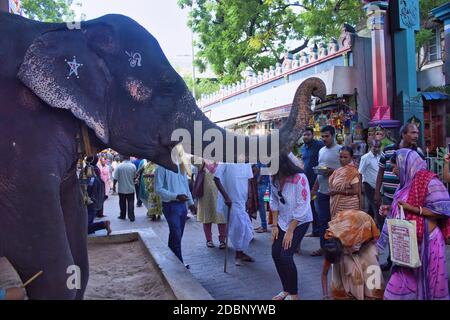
[
  {"x1": 206, "y1": 241, "x2": 215, "y2": 248},
  {"x1": 255, "y1": 227, "x2": 267, "y2": 233},
  {"x1": 219, "y1": 242, "x2": 226, "y2": 250},
  {"x1": 272, "y1": 291, "x2": 288, "y2": 300}
]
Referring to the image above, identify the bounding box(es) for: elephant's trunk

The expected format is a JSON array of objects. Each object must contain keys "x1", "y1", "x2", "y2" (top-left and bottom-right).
[{"x1": 174, "y1": 77, "x2": 326, "y2": 165}]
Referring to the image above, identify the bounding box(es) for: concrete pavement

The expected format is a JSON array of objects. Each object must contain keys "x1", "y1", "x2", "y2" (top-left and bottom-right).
[{"x1": 99, "y1": 194, "x2": 450, "y2": 300}]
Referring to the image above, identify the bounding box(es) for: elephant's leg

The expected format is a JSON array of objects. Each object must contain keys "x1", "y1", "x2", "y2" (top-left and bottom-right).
[
  {"x1": 4, "y1": 183, "x2": 78, "y2": 299},
  {"x1": 59, "y1": 168, "x2": 89, "y2": 300}
]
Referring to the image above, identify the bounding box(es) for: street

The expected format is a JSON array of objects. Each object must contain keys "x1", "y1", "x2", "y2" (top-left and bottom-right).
[{"x1": 101, "y1": 194, "x2": 387, "y2": 300}]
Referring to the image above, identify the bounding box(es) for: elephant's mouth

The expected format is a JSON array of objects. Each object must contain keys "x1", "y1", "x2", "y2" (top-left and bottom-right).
[{"x1": 155, "y1": 134, "x2": 179, "y2": 172}]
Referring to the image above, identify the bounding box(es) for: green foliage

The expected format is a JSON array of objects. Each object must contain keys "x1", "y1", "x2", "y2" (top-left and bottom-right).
[
  {"x1": 416, "y1": 0, "x2": 448, "y2": 51},
  {"x1": 183, "y1": 75, "x2": 221, "y2": 100},
  {"x1": 21, "y1": 0, "x2": 77, "y2": 22},
  {"x1": 178, "y1": 0, "x2": 365, "y2": 84},
  {"x1": 416, "y1": 28, "x2": 433, "y2": 51}
]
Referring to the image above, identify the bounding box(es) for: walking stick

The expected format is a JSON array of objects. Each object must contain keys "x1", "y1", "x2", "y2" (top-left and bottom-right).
[
  {"x1": 22, "y1": 271, "x2": 43, "y2": 288},
  {"x1": 223, "y1": 206, "x2": 231, "y2": 273}
]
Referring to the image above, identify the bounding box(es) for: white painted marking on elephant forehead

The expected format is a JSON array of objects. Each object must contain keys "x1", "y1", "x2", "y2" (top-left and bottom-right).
[
  {"x1": 65, "y1": 56, "x2": 83, "y2": 79},
  {"x1": 125, "y1": 51, "x2": 142, "y2": 68},
  {"x1": 12, "y1": 142, "x2": 16, "y2": 147}
]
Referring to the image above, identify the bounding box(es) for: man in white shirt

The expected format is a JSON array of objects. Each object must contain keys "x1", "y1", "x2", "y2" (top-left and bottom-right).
[
  {"x1": 214, "y1": 163, "x2": 255, "y2": 266},
  {"x1": 358, "y1": 140, "x2": 381, "y2": 226}
]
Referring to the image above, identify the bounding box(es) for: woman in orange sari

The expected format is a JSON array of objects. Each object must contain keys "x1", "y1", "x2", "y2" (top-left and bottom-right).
[
  {"x1": 321, "y1": 209, "x2": 384, "y2": 300},
  {"x1": 328, "y1": 146, "x2": 361, "y2": 218}
]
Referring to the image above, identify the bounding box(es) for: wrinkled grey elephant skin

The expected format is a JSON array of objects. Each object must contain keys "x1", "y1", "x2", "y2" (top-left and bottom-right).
[{"x1": 0, "y1": 12, "x2": 326, "y2": 299}]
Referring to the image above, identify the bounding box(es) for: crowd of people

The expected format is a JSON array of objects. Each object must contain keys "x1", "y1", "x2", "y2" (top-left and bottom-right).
[
  {"x1": 81, "y1": 123, "x2": 450, "y2": 300},
  {"x1": 3, "y1": 122, "x2": 449, "y2": 301},
  {"x1": 82, "y1": 122, "x2": 450, "y2": 302}
]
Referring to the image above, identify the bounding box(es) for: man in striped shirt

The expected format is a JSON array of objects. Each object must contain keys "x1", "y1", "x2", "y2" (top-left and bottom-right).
[
  {"x1": 374, "y1": 123, "x2": 424, "y2": 270},
  {"x1": 374, "y1": 123, "x2": 424, "y2": 207}
]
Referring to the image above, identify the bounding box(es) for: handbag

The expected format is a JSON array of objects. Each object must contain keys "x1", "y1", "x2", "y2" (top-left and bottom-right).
[
  {"x1": 387, "y1": 205, "x2": 421, "y2": 268},
  {"x1": 192, "y1": 167, "x2": 205, "y2": 198}
]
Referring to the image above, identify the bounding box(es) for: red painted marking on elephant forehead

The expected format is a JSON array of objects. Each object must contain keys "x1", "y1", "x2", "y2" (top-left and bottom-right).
[{"x1": 125, "y1": 78, "x2": 152, "y2": 103}]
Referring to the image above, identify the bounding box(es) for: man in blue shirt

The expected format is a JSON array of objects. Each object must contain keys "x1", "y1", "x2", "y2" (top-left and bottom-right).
[
  {"x1": 113, "y1": 156, "x2": 137, "y2": 221},
  {"x1": 300, "y1": 127, "x2": 324, "y2": 237},
  {"x1": 155, "y1": 162, "x2": 196, "y2": 267},
  {"x1": 254, "y1": 162, "x2": 271, "y2": 233}
]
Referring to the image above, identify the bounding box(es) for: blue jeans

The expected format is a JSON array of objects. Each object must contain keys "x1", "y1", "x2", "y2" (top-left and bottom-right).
[
  {"x1": 315, "y1": 192, "x2": 331, "y2": 248},
  {"x1": 87, "y1": 206, "x2": 106, "y2": 234},
  {"x1": 272, "y1": 222, "x2": 310, "y2": 295},
  {"x1": 257, "y1": 185, "x2": 268, "y2": 229},
  {"x1": 162, "y1": 202, "x2": 188, "y2": 263}
]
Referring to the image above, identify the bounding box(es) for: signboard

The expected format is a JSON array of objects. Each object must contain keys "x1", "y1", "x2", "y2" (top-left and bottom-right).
[
  {"x1": 9, "y1": 0, "x2": 21, "y2": 15},
  {"x1": 257, "y1": 104, "x2": 291, "y2": 122}
]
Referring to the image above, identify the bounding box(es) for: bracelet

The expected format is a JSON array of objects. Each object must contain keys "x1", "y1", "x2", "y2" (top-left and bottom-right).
[{"x1": 419, "y1": 206, "x2": 423, "y2": 216}]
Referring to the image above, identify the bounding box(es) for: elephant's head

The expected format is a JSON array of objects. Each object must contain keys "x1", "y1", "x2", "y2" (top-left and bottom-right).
[{"x1": 18, "y1": 14, "x2": 326, "y2": 172}]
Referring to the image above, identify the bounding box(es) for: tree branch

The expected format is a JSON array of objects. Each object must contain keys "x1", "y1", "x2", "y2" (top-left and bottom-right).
[
  {"x1": 275, "y1": 2, "x2": 312, "y2": 12},
  {"x1": 288, "y1": 39, "x2": 309, "y2": 55}
]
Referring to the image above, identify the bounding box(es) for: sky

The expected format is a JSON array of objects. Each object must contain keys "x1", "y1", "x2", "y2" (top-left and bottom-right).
[{"x1": 72, "y1": 0, "x2": 194, "y2": 74}]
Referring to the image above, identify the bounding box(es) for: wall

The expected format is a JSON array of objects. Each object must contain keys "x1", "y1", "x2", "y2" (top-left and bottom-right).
[
  {"x1": 205, "y1": 66, "x2": 357, "y2": 123},
  {"x1": 417, "y1": 63, "x2": 446, "y2": 90}
]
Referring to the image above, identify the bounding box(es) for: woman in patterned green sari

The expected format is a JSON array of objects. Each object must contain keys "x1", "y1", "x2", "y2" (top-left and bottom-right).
[{"x1": 141, "y1": 162, "x2": 162, "y2": 220}]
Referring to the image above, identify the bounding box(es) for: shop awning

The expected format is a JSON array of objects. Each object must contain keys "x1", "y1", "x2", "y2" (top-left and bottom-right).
[
  {"x1": 216, "y1": 114, "x2": 257, "y2": 128},
  {"x1": 421, "y1": 92, "x2": 449, "y2": 101}
]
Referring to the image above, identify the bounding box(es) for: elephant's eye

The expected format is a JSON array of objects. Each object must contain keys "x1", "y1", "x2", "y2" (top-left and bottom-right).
[{"x1": 159, "y1": 83, "x2": 174, "y2": 96}]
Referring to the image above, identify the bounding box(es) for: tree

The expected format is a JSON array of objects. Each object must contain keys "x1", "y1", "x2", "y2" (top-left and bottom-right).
[
  {"x1": 178, "y1": 0, "x2": 365, "y2": 84},
  {"x1": 21, "y1": 0, "x2": 78, "y2": 22},
  {"x1": 183, "y1": 75, "x2": 220, "y2": 100},
  {"x1": 416, "y1": 0, "x2": 447, "y2": 70}
]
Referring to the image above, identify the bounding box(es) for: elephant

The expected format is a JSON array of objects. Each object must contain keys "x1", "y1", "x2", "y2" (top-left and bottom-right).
[{"x1": 0, "y1": 12, "x2": 326, "y2": 299}]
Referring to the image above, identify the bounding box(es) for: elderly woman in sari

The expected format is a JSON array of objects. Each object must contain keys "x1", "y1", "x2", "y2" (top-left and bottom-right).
[
  {"x1": 321, "y1": 209, "x2": 384, "y2": 300},
  {"x1": 328, "y1": 146, "x2": 361, "y2": 218},
  {"x1": 377, "y1": 149, "x2": 450, "y2": 300},
  {"x1": 194, "y1": 159, "x2": 227, "y2": 249}
]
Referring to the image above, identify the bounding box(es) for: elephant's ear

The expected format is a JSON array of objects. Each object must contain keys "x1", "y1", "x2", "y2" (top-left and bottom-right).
[{"x1": 18, "y1": 26, "x2": 114, "y2": 143}]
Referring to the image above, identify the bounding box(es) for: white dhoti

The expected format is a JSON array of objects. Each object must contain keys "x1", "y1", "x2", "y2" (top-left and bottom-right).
[
  {"x1": 215, "y1": 163, "x2": 255, "y2": 253},
  {"x1": 227, "y1": 202, "x2": 253, "y2": 252}
]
